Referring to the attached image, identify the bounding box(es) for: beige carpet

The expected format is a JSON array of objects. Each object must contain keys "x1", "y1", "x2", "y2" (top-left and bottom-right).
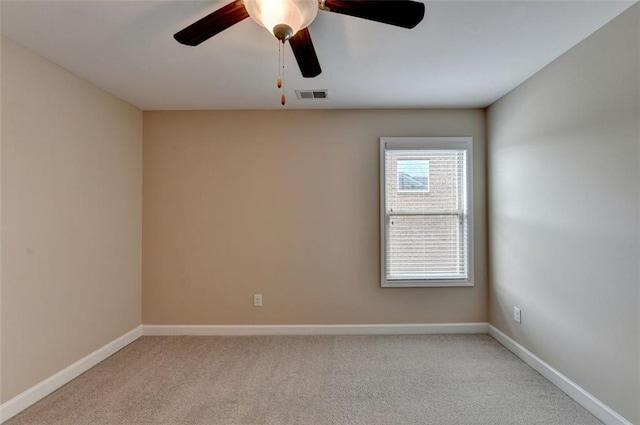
[{"x1": 6, "y1": 334, "x2": 602, "y2": 425}]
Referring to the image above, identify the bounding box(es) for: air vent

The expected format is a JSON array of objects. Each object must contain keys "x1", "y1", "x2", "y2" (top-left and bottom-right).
[{"x1": 295, "y1": 89, "x2": 328, "y2": 100}]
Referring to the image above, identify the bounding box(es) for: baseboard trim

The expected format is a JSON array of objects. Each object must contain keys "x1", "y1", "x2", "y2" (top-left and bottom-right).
[
  {"x1": 0, "y1": 325, "x2": 142, "y2": 424},
  {"x1": 142, "y1": 322, "x2": 489, "y2": 336},
  {"x1": 488, "y1": 325, "x2": 632, "y2": 425}
]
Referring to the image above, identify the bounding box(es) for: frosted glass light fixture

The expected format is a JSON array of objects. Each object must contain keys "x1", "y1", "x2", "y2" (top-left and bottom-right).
[{"x1": 245, "y1": 0, "x2": 318, "y2": 41}]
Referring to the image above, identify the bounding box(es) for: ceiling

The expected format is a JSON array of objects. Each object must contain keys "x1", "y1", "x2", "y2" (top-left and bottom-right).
[{"x1": 1, "y1": 0, "x2": 635, "y2": 110}]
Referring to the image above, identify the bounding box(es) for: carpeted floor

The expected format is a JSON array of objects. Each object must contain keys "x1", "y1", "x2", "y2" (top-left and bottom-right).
[{"x1": 6, "y1": 334, "x2": 602, "y2": 425}]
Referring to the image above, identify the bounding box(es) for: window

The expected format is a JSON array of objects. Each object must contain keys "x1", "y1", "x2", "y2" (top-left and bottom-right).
[{"x1": 380, "y1": 137, "x2": 473, "y2": 287}]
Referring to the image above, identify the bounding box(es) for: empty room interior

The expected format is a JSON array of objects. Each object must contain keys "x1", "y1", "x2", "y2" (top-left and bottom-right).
[{"x1": 1, "y1": 0, "x2": 639, "y2": 424}]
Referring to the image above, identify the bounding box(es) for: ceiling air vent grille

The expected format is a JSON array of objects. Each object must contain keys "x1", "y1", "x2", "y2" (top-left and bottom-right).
[{"x1": 295, "y1": 89, "x2": 328, "y2": 100}]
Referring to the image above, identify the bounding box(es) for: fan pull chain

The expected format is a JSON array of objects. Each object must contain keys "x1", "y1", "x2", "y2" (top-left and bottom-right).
[
  {"x1": 280, "y1": 40, "x2": 286, "y2": 106},
  {"x1": 275, "y1": 40, "x2": 287, "y2": 106},
  {"x1": 277, "y1": 41, "x2": 282, "y2": 89}
]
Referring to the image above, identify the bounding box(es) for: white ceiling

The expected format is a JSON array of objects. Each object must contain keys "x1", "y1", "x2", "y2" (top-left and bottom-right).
[{"x1": 1, "y1": 0, "x2": 635, "y2": 110}]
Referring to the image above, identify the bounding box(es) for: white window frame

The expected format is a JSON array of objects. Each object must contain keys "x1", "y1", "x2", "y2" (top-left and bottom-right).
[{"x1": 380, "y1": 137, "x2": 474, "y2": 288}]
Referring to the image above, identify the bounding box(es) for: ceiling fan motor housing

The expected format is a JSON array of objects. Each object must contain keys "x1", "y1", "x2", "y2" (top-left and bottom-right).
[{"x1": 273, "y1": 23, "x2": 294, "y2": 41}]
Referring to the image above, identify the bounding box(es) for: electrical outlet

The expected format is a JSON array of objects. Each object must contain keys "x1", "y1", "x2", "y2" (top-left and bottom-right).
[
  {"x1": 514, "y1": 306, "x2": 521, "y2": 324},
  {"x1": 253, "y1": 294, "x2": 263, "y2": 307}
]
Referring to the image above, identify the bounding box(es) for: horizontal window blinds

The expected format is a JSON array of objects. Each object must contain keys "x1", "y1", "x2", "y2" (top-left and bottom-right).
[{"x1": 384, "y1": 148, "x2": 468, "y2": 281}]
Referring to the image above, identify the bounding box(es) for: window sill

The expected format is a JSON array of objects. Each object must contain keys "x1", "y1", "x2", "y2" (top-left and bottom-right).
[{"x1": 382, "y1": 280, "x2": 474, "y2": 288}]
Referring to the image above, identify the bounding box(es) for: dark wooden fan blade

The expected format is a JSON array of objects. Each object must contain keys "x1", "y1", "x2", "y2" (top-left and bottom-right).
[
  {"x1": 323, "y1": 0, "x2": 425, "y2": 29},
  {"x1": 289, "y1": 28, "x2": 322, "y2": 78},
  {"x1": 174, "y1": 1, "x2": 249, "y2": 46}
]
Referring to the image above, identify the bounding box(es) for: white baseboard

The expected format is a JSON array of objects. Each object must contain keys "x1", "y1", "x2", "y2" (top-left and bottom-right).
[
  {"x1": 142, "y1": 322, "x2": 489, "y2": 336},
  {"x1": 488, "y1": 325, "x2": 632, "y2": 425},
  {"x1": 0, "y1": 326, "x2": 142, "y2": 424}
]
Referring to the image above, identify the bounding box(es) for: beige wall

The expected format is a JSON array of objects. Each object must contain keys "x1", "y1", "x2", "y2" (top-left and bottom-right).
[
  {"x1": 143, "y1": 109, "x2": 487, "y2": 325},
  {"x1": 0, "y1": 37, "x2": 142, "y2": 402},
  {"x1": 487, "y1": 4, "x2": 640, "y2": 424}
]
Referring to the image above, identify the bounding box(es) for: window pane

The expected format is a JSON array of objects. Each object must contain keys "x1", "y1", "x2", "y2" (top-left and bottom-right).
[
  {"x1": 386, "y1": 150, "x2": 465, "y2": 213},
  {"x1": 386, "y1": 214, "x2": 468, "y2": 280}
]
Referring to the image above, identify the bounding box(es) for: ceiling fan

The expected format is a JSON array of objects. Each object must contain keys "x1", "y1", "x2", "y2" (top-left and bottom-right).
[
  {"x1": 175, "y1": 0, "x2": 424, "y2": 104},
  {"x1": 174, "y1": 0, "x2": 425, "y2": 77}
]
